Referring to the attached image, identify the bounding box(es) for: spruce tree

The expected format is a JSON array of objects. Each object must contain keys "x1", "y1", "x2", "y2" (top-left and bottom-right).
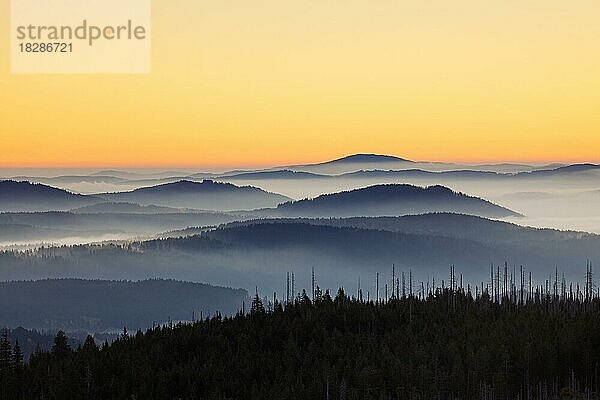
[
  {"x1": 251, "y1": 292, "x2": 265, "y2": 315},
  {"x1": 51, "y1": 331, "x2": 71, "y2": 357},
  {"x1": 12, "y1": 340, "x2": 23, "y2": 398}
]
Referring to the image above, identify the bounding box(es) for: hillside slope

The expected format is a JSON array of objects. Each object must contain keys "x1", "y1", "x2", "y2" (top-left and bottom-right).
[
  {"x1": 100, "y1": 180, "x2": 290, "y2": 211},
  {"x1": 275, "y1": 184, "x2": 519, "y2": 218},
  {"x1": 0, "y1": 180, "x2": 100, "y2": 212}
]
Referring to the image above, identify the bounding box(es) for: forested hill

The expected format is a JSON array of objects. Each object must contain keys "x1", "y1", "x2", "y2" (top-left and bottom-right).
[
  {"x1": 275, "y1": 184, "x2": 519, "y2": 218},
  {"x1": 7, "y1": 289, "x2": 600, "y2": 399},
  {"x1": 0, "y1": 279, "x2": 247, "y2": 331},
  {"x1": 0, "y1": 181, "x2": 99, "y2": 212},
  {"x1": 1, "y1": 219, "x2": 598, "y2": 293},
  {"x1": 222, "y1": 213, "x2": 596, "y2": 245},
  {"x1": 99, "y1": 180, "x2": 290, "y2": 211}
]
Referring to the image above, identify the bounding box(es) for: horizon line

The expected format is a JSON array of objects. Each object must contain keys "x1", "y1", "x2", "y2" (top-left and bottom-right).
[{"x1": 0, "y1": 154, "x2": 598, "y2": 170}]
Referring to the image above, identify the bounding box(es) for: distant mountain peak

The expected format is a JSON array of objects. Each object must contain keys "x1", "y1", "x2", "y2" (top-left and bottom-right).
[{"x1": 324, "y1": 154, "x2": 413, "y2": 164}]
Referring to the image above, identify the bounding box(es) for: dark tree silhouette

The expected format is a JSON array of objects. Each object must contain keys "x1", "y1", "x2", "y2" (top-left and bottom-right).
[
  {"x1": 7, "y1": 284, "x2": 600, "y2": 400},
  {"x1": 51, "y1": 331, "x2": 71, "y2": 357}
]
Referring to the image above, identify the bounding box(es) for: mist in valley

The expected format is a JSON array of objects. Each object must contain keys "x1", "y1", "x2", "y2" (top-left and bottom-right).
[{"x1": 1, "y1": 155, "x2": 598, "y2": 332}]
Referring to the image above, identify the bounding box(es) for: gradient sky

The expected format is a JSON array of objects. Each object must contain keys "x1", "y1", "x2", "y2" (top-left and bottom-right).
[{"x1": 1, "y1": 0, "x2": 599, "y2": 168}]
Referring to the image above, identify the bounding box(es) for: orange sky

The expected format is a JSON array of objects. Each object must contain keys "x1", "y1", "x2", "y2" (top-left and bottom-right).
[{"x1": 1, "y1": 0, "x2": 599, "y2": 168}]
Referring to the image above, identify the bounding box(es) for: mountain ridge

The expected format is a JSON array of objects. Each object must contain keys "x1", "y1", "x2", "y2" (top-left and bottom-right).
[
  {"x1": 98, "y1": 180, "x2": 291, "y2": 211},
  {"x1": 315, "y1": 153, "x2": 413, "y2": 165},
  {"x1": 0, "y1": 180, "x2": 101, "y2": 212},
  {"x1": 275, "y1": 184, "x2": 519, "y2": 218}
]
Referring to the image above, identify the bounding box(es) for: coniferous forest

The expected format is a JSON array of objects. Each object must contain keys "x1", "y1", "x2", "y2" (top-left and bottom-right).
[
  {"x1": 4, "y1": 0, "x2": 600, "y2": 395},
  {"x1": 2, "y1": 266, "x2": 600, "y2": 400}
]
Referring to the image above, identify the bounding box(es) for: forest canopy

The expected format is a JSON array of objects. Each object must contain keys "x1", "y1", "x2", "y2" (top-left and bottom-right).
[{"x1": 2, "y1": 283, "x2": 600, "y2": 400}]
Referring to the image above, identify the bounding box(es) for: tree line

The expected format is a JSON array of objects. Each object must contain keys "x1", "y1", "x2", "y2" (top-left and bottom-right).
[{"x1": 1, "y1": 267, "x2": 600, "y2": 399}]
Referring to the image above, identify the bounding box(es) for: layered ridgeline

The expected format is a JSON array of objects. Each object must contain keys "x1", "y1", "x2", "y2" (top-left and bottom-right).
[
  {"x1": 0, "y1": 181, "x2": 100, "y2": 212},
  {"x1": 0, "y1": 179, "x2": 285, "y2": 243},
  {"x1": 0, "y1": 211, "x2": 245, "y2": 242},
  {"x1": 0, "y1": 182, "x2": 520, "y2": 245},
  {"x1": 274, "y1": 184, "x2": 519, "y2": 218},
  {"x1": 70, "y1": 202, "x2": 187, "y2": 214},
  {"x1": 216, "y1": 161, "x2": 600, "y2": 209},
  {"x1": 224, "y1": 162, "x2": 600, "y2": 183},
  {"x1": 0, "y1": 223, "x2": 109, "y2": 244},
  {"x1": 5, "y1": 156, "x2": 597, "y2": 202},
  {"x1": 99, "y1": 180, "x2": 291, "y2": 211},
  {"x1": 0, "y1": 279, "x2": 247, "y2": 332},
  {"x1": 221, "y1": 213, "x2": 590, "y2": 246},
  {"x1": 0, "y1": 179, "x2": 290, "y2": 213},
  {"x1": 278, "y1": 153, "x2": 563, "y2": 174},
  {"x1": 1, "y1": 214, "x2": 597, "y2": 294},
  {"x1": 5, "y1": 154, "x2": 586, "y2": 197}
]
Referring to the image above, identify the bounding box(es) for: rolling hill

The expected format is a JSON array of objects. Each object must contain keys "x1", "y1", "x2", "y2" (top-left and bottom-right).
[
  {"x1": 99, "y1": 180, "x2": 291, "y2": 211},
  {"x1": 0, "y1": 180, "x2": 101, "y2": 212},
  {"x1": 0, "y1": 279, "x2": 248, "y2": 331},
  {"x1": 274, "y1": 184, "x2": 519, "y2": 218},
  {"x1": 2, "y1": 215, "x2": 596, "y2": 295},
  {"x1": 222, "y1": 213, "x2": 595, "y2": 247},
  {"x1": 0, "y1": 211, "x2": 247, "y2": 238}
]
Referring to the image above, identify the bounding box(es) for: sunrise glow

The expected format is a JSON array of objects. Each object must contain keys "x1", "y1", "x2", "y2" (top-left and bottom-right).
[{"x1": 1, "y1": 0, "x2": 599, "y2": 167}]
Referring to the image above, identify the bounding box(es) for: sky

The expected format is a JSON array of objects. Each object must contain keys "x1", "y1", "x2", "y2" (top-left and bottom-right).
[{"x1": 1, "y1": 0, "x2": 599, "y2": 168}]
